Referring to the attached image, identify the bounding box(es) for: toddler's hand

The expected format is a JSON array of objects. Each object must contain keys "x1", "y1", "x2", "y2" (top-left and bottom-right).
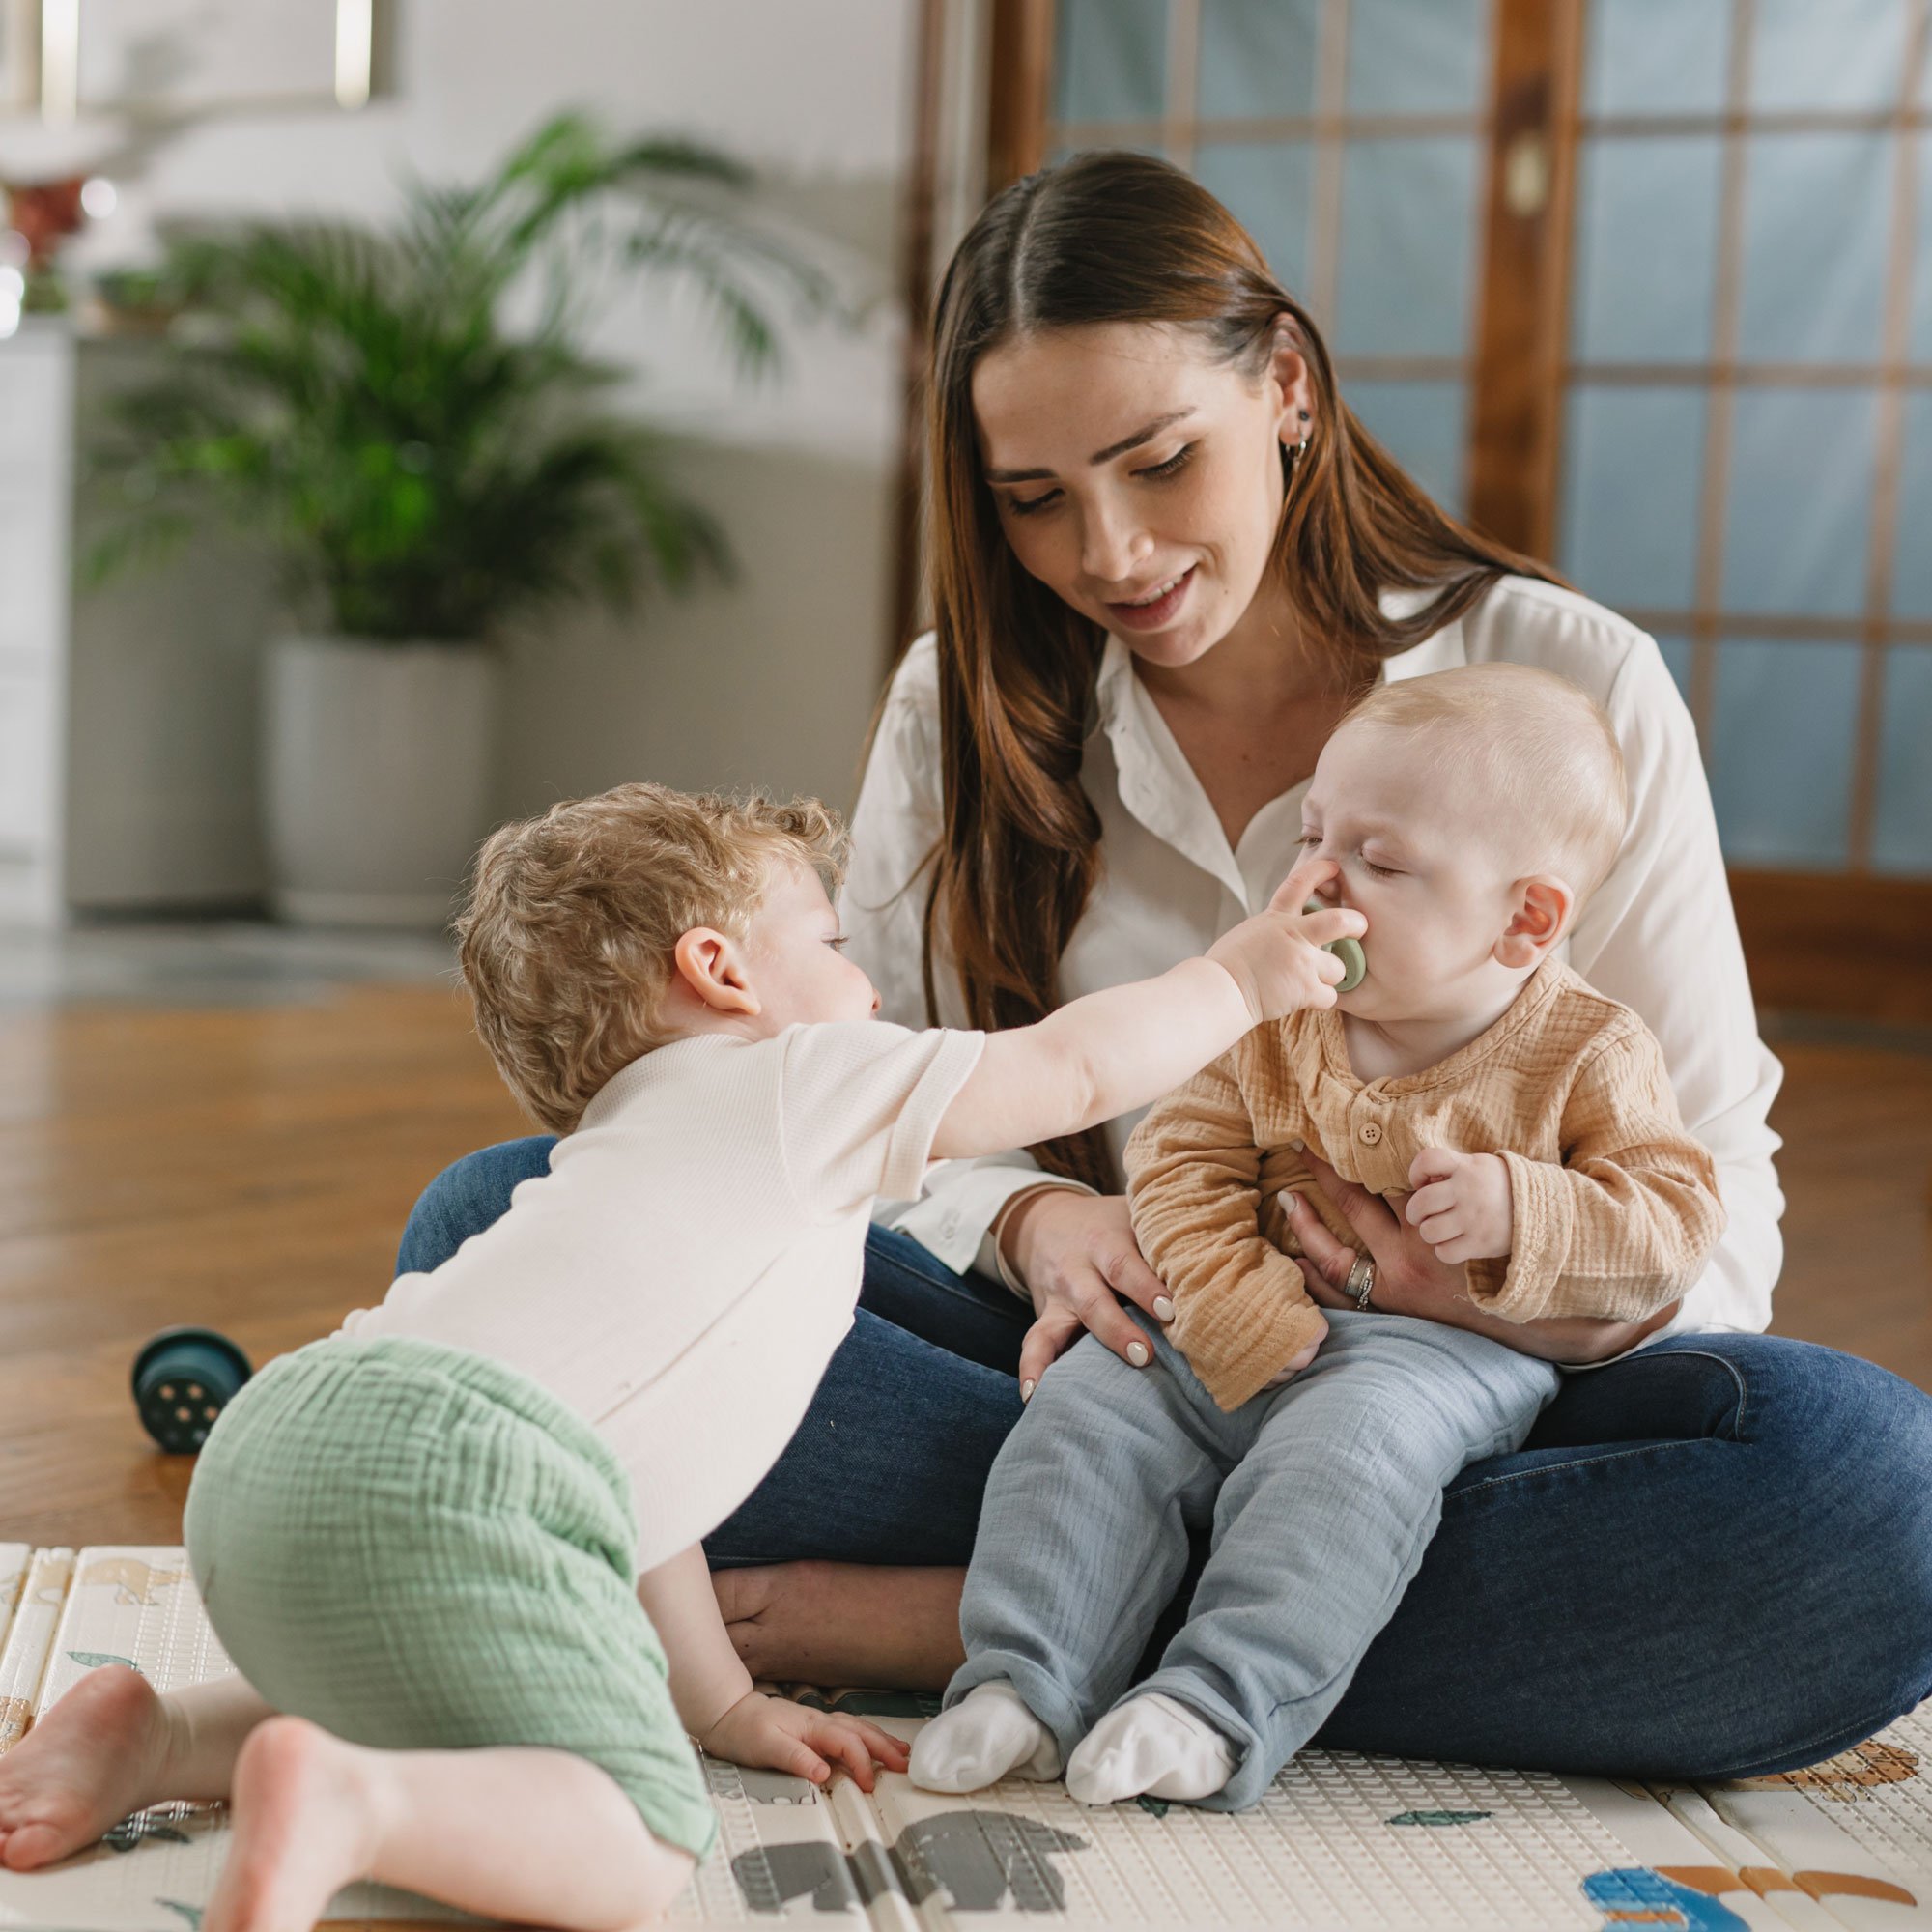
[
  {"x1": 700, "y1": 1691, "x2": 909, "y2": 1793},
  {"x1": 1208, "y1": 857, "x2": 1366, "y2": 1024},
  {"x1": 1261, "y1": 1336, "x2": 1322, "y2": 1389},
  {"x1": 1404, "y1": 1149, "x2": 1513, "y2": 1264}
]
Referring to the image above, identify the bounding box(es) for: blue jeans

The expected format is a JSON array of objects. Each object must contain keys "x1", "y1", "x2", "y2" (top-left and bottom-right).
[
  {"x1": 399, "y1": 1136, "x2": 1932, "y2": 1782},
  {"x1": 951, "y1": 1315, "x2": 1559, "y2": 1806}
]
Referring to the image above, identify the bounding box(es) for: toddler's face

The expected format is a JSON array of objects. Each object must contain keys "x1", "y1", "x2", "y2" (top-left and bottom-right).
[
  {"x1": 1299, "y1": 720, "x2": 1549, "y2": 1025},
  {"x1": 738, "y1": 863, "x2": 881, "y2": 1029}
]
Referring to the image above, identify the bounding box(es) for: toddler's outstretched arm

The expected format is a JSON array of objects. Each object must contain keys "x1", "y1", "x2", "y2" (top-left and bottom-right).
[{"x1": 930, "y1": 858, "x2": 1362, "y2": 1162}]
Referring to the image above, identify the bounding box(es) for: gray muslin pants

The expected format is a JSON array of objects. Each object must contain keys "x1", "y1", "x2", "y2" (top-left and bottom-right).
[{"x1": 946, "y1": 1308, "x2": 1561, "y2": 1809}]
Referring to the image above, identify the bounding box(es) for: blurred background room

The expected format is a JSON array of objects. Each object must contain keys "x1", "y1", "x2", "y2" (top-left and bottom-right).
[{"x1": 0, "y1": 0, "x2": 1926, "y2": 1547}]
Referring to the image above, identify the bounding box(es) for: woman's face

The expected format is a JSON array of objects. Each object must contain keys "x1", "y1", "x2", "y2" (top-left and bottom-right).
[{"x1": 971, "y1": 321, "x2": 1308, "y2": 670}]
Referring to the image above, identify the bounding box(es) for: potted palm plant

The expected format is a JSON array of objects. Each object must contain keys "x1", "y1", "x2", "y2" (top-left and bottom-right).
[{"x1": 87, "y1": 113, "x2": 827, "y2": 925}]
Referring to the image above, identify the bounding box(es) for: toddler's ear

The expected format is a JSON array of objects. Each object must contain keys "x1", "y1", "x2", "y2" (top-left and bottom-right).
[
  {"x1": 672, "y1": 926, "x2": 763, "y2": 1017},
  {"x1": 1493, "y1": 875, "x2": 1574, "y2": 970}
]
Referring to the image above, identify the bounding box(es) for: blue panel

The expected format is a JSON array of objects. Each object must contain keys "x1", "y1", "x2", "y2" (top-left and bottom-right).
[
  {"x1": 1708, "y1": 639, "x2": 1863, "y2": 867},
  {"x1": 1344, "y1": 0, "x2": 1490, "y2": 115},
  {"x1": 1054, "y1": 0, "x2": 1167, "y2": 124},
  {"x1": 1894, "y1": 392, "x2": 1932, "y2": 620},
  {"x1": 1873, "y1": 647, "x2": 1932, "y2": 875},
  {"x1": 1571, "y1": 136, "x2": 1723, "y2": 362},
  {"x1": 1198, "y1": 0, "x2": 1319, "y2": 120},
  {"x1": 1722, "y1": 389, "x2": 1879, "y2": 618},
  {"x1": 1583, "y1": 0, "x2": 1730, "y2": 117},
  {"x1": 1749, "y1": 0, "x2": 1906, "y2": 113},
  {"x1": 1195, "y1": 143, "x2": 1316, "y2": 295},
  {"x1": 1334, "y1": 139, "x2": 1480, "y2": 356},
  {"x1": 1559, "y1": 384, "x2": 1707, "y2": 616},
  {"x1": 1736, "y1": 134, "x2": 1892, "y2": 365},
  {"x1": 1653, "y1": 634, "x2": 1694, "y2": 700},
  {"x1": 1913, "y1": 138, "x2": 1932, "y2": 364},
  {"x1": 1345, "y1": 381, "x2": 1468, "y2": 512}
]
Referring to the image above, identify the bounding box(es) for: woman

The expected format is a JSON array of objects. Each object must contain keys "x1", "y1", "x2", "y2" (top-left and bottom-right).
[{"x1": 403, "y1": 153, "x2": 1932, "y2": 1776}]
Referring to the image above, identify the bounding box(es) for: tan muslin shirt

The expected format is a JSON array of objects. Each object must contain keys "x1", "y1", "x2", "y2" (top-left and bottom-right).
[{"x1": 1124, "y1": 961, "x2": 1727, "y2": 1413}]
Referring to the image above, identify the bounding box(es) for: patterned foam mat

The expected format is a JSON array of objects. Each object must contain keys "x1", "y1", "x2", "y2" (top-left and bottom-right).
[{"x1": 0, "y1": 1547, "x2": 1922, "y2": 1930}]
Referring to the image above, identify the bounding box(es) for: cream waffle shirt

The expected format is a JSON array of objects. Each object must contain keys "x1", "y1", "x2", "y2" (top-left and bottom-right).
[
  {"x1": 341, "y1": 1020, "x2": 984, "y2": 1569},
  {"x1": 844, "y1": 576, "x2": 1783, "y2": 1345}
]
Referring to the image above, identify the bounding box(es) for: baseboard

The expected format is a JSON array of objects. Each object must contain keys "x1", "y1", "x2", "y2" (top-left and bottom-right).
[{"x1": 1730, "y1": 868, "x2": 1932, "y2": 1027}]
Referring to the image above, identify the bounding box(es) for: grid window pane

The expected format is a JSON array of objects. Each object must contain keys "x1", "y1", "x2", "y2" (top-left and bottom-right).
[
  {"x1": 1721, "y1": 387, "x2": 1879, "y2": 618},
  {"x1": 1652, "y1": 634, "x2": 1694, "y2": 700},
  {"x1": 1873, "y1": 647, "x2": 1932, "y2": 875},
  {"x1": 1559, "y1": 384, "x2": 1708, "y2": 614},
  {"x1": 1344, "y1": 0, "x2": 1491, "y2": 115},
  {"x1": 1748, "y1": 0, "x2": 1906, "y2": 113},
  {"x1": 1054, "y1": 0, "x2": 1168, "y2": 124},
  {"x1": 1582, "y1": 0, "x2": 1730, "y2": 118},
  {"x1": 1894, "y1": 392, "x2": 1932, "y2": 620},
  {"x1": 1345, "y1": 381, "x2": 1468, "y2": 512},
  {"x1": 1196, "y1": 142, "x2": 1316, "y2": 294},
  {"x1": 1736, "y1": 134, "x2": 1892, "y2": 365},
  {"x1": 1572, "y1": 136, "x2": 1724, "y2": 362},
  {"x1": 1913, "y1": 138, "x2": 1932, "y2": 364},
  {"x1": 1708, "y1": 639, "x2": 1863, "y2": 867},
  {"x1": 1334, "y1": 139, "x2": 1480, "y2": 355},
  {"x1": 1198, "y1": 0, "x2": 1320, "y2": 121}
]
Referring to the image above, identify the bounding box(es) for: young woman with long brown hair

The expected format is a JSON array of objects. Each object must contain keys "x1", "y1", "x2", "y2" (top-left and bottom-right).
[{"x1": 403, "y1": 153, "x2": 1932, "y2": 1776}]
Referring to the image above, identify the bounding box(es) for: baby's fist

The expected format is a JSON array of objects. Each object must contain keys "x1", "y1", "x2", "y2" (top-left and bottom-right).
[{"x1": 1404, "y1": 1149, "x2": 1512, "y2": 1264}]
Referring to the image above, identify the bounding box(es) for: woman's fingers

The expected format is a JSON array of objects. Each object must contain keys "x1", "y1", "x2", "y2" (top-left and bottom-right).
[
  {"x1": 1279, "y1": 1190, "x2": 1354, "y2": 1293},
  {"x1": 1016, "y1": 1305, "x2": 1082, "y2": 1397},
  {"x1": 1299, "y1": 1149, "x2": 1398, "y2": 1255},
  {"x1": 1097, "y1": 1239, "x2": 1174, "y2": 1321}
]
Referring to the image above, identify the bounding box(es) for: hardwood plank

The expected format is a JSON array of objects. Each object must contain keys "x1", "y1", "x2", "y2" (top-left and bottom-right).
[{"x1": 1734, "y1": 870, "x2": 1932, "y2": 1027}]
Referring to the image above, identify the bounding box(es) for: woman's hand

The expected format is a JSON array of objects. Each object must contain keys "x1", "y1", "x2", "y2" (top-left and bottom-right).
[
  {"x1": 999, "y1": 1190, "x2": 1173, "y2": 1398},
  {"x1": 699, "y1": 1690, "x2": 909, "y2": 1793},
  {"x1": 1281, "y1": 1150, "x2": 1679, "y2": 1364}
]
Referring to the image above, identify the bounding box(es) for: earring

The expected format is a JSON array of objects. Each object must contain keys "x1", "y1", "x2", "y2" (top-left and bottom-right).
[{"x1": 1295, "y1": 408, "x2": 1311, "y2": 460}]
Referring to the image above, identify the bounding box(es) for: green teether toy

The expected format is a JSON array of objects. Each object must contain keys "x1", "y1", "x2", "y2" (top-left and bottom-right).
[{"x1": 1305, "y1": 898, "x2": 1366, "y2": 993}]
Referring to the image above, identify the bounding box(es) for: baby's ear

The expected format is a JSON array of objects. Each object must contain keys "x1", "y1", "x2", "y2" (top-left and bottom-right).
[
  {"x1": 672, "y1": 925, "x2": 763, "y2": 1017},
  {"x1": 1493, "y1": 875, "x2": 1574, "y2": 970}
]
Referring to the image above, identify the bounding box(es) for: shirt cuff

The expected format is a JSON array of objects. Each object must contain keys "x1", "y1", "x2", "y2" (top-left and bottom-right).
[
  {"x1": 876, "y1": 1160, "x2": 1094, "y2": 1277},
  {"x1": 1464, "y1": 1151, "x2": 1572, "y2": 1322}
]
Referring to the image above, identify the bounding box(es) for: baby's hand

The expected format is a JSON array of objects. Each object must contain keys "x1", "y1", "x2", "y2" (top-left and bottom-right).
[
  {"x1": 1208, "y1": 858, "x2": 1366, "y2": 1024},
  {"x1": 1404, "y1": 1149, "x2": 1513, "y2": 1264},
  {"x1": 1261, "y1": 1336, "x2": 1323, "y2": 1389},
  {"x1": 700, "y1": 1691, "x2": 909, "y2": 1793}
]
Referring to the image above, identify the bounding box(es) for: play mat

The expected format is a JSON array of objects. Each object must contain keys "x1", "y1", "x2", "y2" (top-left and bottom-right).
[{"x1": 0, "y1": 1545, "x2": 1924, "y2": 1931}]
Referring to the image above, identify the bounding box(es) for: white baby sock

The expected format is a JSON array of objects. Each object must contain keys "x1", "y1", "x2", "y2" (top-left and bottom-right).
[
  {"x1": 908, "y1": 1680, "x2": 1062, "y2": 1792},
  {"x1": 1064, "y1": 1692, "x2": 1236, "y2": 1805}
]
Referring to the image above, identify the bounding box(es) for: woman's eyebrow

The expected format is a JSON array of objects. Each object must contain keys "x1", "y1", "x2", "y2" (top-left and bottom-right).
[{"x1": 984, "y1": 409, "x2": 1197, "y2": 484}]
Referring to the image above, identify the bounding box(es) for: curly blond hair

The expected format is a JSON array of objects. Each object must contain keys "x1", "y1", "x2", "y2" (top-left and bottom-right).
[{"x1": 457, "y1": 782, "x2": 846, "y2": 1132}]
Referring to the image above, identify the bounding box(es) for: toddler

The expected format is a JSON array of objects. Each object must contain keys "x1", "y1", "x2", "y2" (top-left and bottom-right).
[
  {"x1": 0, "y1": 781, "x2": 1361, "y2": 1932},
  {"x1": 910, "y1": 663, "x2": 1727, "y2": 1811}
]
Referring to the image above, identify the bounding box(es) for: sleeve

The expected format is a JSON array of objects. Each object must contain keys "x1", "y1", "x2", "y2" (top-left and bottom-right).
[
  {"x1": 1463, "y1": 1021, "x2": 1727, "y2": 1323},
  {"x1": 1123, "y1": 1049, "x2": 1328, "y2": 1412},
  {"x1": 839, "y1": 637, "x2": 1092, "y2": 1276},
  {"x1": 777, "y1": 1021, "x2": 985, "y2": 1222},
  {"x1": 1564, "y1": 631, "x2": 1784, "y2": 1337}
]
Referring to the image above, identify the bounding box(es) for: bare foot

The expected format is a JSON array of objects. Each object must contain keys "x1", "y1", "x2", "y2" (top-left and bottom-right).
[
  {"x1": 713, "y1": 1560, "x2": 968, "y2": 1690},
  {"x1": 205, "y1": 1718, "x2": 381, "y2": 1932},
  {"x1": 0, "y1": 1666, "x2": 174, "y2": 1870}
]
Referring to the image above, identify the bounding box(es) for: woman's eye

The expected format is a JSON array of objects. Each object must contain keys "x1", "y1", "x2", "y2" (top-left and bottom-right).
[
  {"x1": 1003, "y1": 489, "x2": 1060, "y2": 518},
  {"x1": 1137, "y1": 442, "x2": 1196, "y2": 481}
]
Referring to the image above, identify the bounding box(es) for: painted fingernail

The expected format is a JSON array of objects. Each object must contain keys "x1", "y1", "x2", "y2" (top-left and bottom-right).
[
  {"x1": 1153, "y1": 1295, "x2": 1176, "y2": 1321},
  {"x1": 1020, "y1": 1378, "x2": 1036, "y2": 1402},
  {"x1": 1126, "y1": 1340, "x2": 1151, "y2": 1367},
  {"x1": 1290, "y1": 1137, "x2": 1305, "y2": 1151}
]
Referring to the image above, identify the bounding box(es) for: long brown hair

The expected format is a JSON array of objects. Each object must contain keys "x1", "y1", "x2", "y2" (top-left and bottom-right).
[{"x1": 921, "y1": 150, "x2": 1557, "y2": 1190}]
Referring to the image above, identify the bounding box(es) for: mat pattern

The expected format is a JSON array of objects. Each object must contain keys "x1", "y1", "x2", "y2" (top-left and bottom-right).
[{"x1": 0, "y1": 1547, "x2": 1921, "y2": 1930}]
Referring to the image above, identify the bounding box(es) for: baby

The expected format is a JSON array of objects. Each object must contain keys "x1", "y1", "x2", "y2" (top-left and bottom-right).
[
  {"x1": 910, "y1": 663, "x2": 1727, "y2": 1812},
  {"x1": 0, "y1": 781, "x2": 1361, "y2": 1932}
]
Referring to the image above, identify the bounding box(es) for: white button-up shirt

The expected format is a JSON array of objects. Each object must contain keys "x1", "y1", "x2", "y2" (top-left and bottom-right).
[{"x1": 840, "y1": 575, "x2": 1784, "y2": 1339}]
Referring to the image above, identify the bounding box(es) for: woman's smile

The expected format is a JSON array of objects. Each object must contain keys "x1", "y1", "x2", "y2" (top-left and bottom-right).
[{"x1": 1104, "y1": 565, "x2": 1196, "y2": 631}]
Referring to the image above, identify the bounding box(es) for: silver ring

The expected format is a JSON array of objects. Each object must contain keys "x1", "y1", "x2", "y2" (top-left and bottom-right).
[{"x1": 1345, "y1": 1252, "x2": 1376, "y2": 1311}]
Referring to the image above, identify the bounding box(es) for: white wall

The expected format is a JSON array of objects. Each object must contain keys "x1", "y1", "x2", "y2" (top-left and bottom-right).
[{"x1": 2, "y1": 0, "x2": 919, "y2": 907}]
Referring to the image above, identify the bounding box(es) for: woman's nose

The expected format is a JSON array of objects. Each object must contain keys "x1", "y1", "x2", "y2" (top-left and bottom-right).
[{"x1": 1080, "y1": 504, "x2": 1153, "y2": 585}]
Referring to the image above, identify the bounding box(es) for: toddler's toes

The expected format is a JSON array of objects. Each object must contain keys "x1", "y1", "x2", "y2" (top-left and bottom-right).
[
  {"x1": 1064, "y1": 1693, "x2": 1235, "y2": 1806},
  {"x1": 908, "y1": 1683, "x2": 1060, "y2": 1793}
]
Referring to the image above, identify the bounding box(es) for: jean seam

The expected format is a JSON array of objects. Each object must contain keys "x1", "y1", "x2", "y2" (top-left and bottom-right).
[
  {"x1": 1654, "y1": 1346, "x2": 1750, "y2": 1441},
  {"x1": 1698, "y1": 1680, "x2": 1932, "y2": 1781},
  {"x1": 1451, "y1": 1439, "x2": 1710, "y2": 1499}
]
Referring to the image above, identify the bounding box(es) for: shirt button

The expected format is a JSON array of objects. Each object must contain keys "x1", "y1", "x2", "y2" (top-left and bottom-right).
[{"x1": 1358, "y1": 1122, "x2": 1383, "y2": 1146}]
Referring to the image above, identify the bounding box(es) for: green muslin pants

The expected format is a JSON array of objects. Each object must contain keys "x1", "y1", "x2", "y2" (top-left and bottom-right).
[{"x1": 183, "y1": 1334, "x2": 717, "y2": 1861}]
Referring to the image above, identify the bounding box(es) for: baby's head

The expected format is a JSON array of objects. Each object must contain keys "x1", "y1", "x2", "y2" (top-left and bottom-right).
[
  {"x1": 1302, "y1": 664, "x2": 1627, "y2": 1024},
  {"x1": 458, "y1": 781, "x2": 875, "y2": 1132}
]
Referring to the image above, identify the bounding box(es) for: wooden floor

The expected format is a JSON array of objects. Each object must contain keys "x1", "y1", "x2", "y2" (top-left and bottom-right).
[{"x1": 0, "y1": 983, "x2": 1927, "y2": 1552}]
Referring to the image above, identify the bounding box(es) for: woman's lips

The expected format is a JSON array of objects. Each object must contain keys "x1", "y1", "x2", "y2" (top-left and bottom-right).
[{"x1": 1105, "y1": 565, "x2": 1195, "y2": 632}]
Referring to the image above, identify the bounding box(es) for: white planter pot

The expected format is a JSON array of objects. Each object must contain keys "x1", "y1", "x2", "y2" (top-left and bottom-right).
[{"x1": 263, "y1": 635, "x2": 500, "y2": 927}]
